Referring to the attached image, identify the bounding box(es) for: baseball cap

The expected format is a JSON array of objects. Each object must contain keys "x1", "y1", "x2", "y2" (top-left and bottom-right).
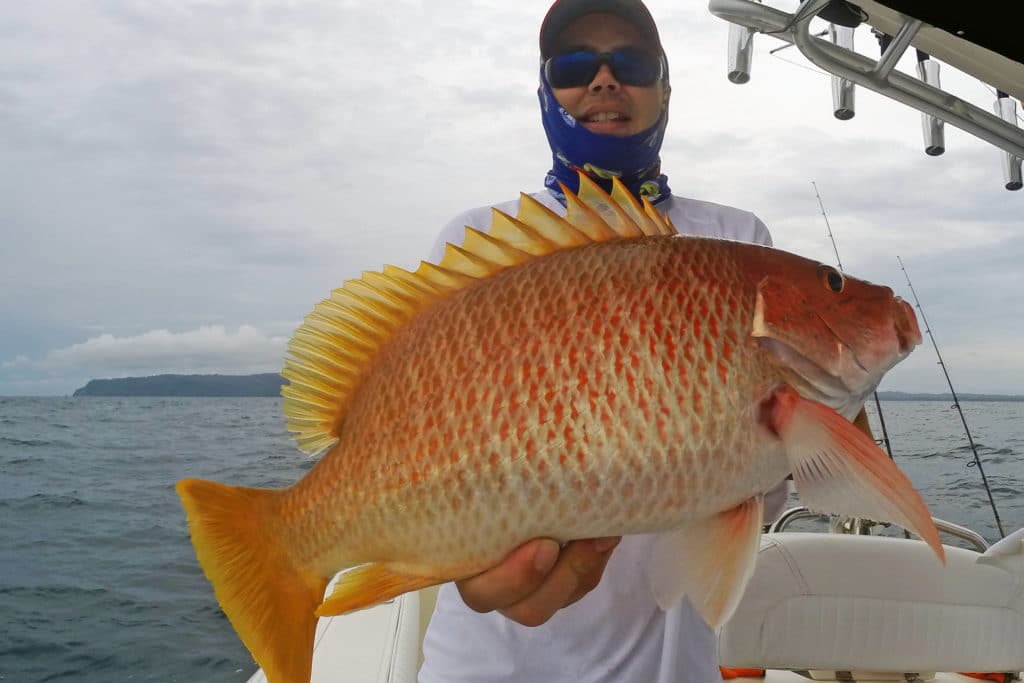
[{"x1": 539, "y1": 0, "x2": 664, "y2": 59}]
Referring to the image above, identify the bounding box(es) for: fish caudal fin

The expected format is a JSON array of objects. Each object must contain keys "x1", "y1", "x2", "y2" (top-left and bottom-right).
[
  {"x1": 766, "y1": 386, "x2": 946, "y2": 563},
  {"x1": 648, "y1": 496, "x2": 764, "y2": 629},
  {"x1": 317, "y1": 563, "x2": 448, "y2": 617},
  {"x1": 176, "y1": 478, "x2": 329, "y2": 683}
]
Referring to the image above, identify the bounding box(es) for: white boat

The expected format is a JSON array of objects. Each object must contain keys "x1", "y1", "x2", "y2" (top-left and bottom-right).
[
  {"x1": 248, "y1": 2, "x2": 1024, "y2": 681},
  {"x1": 246, "y1": 516, "x2": 1024, "y2": 682},
  {"x1": 718, "y1": 514, "x2": 1024, "y2": 682}
]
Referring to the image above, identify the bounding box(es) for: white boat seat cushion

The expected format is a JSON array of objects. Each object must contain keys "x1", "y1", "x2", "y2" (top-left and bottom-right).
[{"x1": 717, "y1": 531, "x2": 1024, "y2": 673}]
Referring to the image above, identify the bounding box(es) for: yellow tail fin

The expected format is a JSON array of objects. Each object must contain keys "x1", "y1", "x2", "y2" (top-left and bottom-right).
[{"x1": 176, "y1": 478, "x2": 329, "y2": 683}]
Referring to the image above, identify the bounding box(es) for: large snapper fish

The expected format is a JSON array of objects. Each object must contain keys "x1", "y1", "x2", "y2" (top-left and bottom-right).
[{"x1": 177, "y1": 175, "x2": 943, "y2": 683}]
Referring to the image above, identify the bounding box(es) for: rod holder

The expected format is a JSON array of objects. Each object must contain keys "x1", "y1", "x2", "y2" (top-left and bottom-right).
[
  {"x1": 727, "y1": 23, "x2": 755, "y2": 83},
  {"x1": 915, "y1": 55, "x2": 945, "y2": 156},
  {"x1": 995, "y1": 95, "x2": 1023, "y2": 191},
  {"x1": 829, "y1": 24, "x2": 855, "y2": 119}
]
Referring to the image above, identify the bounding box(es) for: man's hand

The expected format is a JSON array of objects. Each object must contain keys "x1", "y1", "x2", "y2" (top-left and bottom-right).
[{"x1": 456, "y1": 537, "x2": 620, "y2": 627}]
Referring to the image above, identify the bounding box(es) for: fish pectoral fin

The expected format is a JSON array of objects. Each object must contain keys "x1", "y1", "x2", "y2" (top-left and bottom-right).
[
  {"x1": 647, "y1": 496, "x2": 763, "y2": 630},
  {"x1": 766, "y1": 385, "x2": 945, "y2": 564},
  {"x1": 316, "y1": 564, "x2": 447, "y2": 617}
]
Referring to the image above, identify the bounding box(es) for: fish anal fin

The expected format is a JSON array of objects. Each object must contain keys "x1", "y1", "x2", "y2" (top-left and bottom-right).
[
  {"x1": 767, "y1": 385, "x2": 945, "y2": 564},
  {"x1": 648, "y1": 496, "x2": 763, "y2": 629},
  {"x1": 316, "y1": 564, "x2": 448, "y2": 617},
  {"x1": 176, "y1": 478, "x2": 329, "y2": 683}
]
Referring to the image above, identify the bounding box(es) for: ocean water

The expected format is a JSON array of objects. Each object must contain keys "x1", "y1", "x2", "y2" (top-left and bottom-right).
[{"x1": 1, "y1": 396, "x2": 1021, "y2": 682}]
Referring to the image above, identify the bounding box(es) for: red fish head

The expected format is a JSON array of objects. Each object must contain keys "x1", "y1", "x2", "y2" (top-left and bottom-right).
[{"x1": 748, "y1": 256, "x2": 921, "y2": 415}]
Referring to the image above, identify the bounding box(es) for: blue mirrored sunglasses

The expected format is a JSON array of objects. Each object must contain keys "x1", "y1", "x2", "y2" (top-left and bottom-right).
[{"x1": 544, "y1": 47, "x2": 663, "y2": 89}]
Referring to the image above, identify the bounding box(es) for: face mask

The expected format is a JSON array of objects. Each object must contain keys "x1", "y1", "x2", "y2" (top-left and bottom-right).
[{"x1": 538, "y1": 66, "x2": 671, "y2": 206}]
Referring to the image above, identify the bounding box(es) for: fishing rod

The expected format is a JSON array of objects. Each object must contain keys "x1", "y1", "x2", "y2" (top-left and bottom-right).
[
  {"x1": 811, "y1": 181, "x2": 895, "y2": 460},
  {"x1": 896, "y1": 256, "x2": 1007, "y2": 539}
]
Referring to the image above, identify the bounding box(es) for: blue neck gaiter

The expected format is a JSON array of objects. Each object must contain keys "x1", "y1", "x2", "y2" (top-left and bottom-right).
[{"x1": 538, "y1": 67, "x2": 671, "y2": 206}]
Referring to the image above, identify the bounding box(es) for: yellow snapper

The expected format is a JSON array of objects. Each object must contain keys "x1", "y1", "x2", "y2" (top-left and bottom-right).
[{"x1": 177, "y1": 175, "x2": 943, "y2": 683}]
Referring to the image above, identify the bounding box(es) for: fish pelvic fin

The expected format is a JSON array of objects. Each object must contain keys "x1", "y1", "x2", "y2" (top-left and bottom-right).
[
  {"x1": 648, "y1": 496, "x2": 763, "y2": 629},
  {"x1": 281, "y1": 173, "x2": 677, "y2": 456},
  {"x1": 765, "y1": 385, "x2": 946, "y2": 564},
  {"x1": 176, "y1": 478, "x2": 328, "y2": 683},
  {"x1": 316, "y1": 563, "x2": 449, "y2": 617}
]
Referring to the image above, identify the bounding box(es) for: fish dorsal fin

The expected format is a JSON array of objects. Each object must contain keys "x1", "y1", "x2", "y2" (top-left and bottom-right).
[
  {"x1": 579, "y1": 175, "x2": 676, "y2": 237},
  {"x1": 281, "y1": 173, "x2": 676, "y2": 454}
]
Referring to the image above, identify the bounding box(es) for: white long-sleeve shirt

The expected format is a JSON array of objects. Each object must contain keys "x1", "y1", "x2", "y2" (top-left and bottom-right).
[
  {"x1": 419, "y1": 189, "x2": 784, "y2": 683},
  {"x1": 426, "y1": 190, "x2": 772, "y2": 264}
]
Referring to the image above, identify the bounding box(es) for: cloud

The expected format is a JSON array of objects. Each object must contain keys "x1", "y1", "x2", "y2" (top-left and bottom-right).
[
  {"x1": 1, "y1": 0, "x2": 1021, "y2": 398},
  {"x1": 3, "y1": 325, "x2": 288, "y2": 378}
]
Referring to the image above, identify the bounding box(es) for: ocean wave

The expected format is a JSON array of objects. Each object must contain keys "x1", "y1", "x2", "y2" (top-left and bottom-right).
[
  {"x1": 0, "y1": 395, "x2": 1015, "y2": 683},
  {"x1": 910, "y1": 449, "x2": 943, "y2": 459},
  {"x1": 0, "y1": 584, "x2": 107, "y2": 599},
  {"x1": 2, "y1": 436, "x2": 54, "y2": 447},
  {"x1": 8, "y1": 493, "x2": 88, "y2": 508}
]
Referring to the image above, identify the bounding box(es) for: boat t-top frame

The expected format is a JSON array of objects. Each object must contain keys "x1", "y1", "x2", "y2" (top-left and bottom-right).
[{"x1": 709, "y1": 0, "x2": 1024, "y2": 190}]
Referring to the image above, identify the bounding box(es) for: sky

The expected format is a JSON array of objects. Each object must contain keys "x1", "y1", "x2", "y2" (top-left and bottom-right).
[{"x1": 2, "y1": 0, "x2": 1021, "y2": 397}]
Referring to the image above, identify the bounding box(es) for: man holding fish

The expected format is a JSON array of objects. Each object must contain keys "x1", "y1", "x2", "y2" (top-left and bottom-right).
[
  {"x1": 419, "y1": 1, "x2": 791, "y2": 680},
  {"x1": 176, "y1": 1, "x2": 944, "y2": 682}
]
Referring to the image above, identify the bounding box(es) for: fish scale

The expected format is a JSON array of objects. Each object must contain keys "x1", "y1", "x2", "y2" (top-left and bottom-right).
[
  {"x1": 283, "y1": 238, "x2": 784, "y2": 575},
  {"x1": 176, "y1": 175, "x2": 939, "y2": 683}
]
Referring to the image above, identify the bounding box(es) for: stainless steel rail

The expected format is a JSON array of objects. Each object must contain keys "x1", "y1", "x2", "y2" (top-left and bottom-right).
[
  {"x1": 708, "y1": 0, "x2": 1024, "y2": 159},
  {"x1": 769, "y1": 506, "x2": 991, "y2": 552}
]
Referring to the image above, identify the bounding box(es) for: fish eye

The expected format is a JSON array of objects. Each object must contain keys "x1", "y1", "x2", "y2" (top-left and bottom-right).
[{"x1": 818, "y1": 265, "x2": 845, "y2": 293}]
